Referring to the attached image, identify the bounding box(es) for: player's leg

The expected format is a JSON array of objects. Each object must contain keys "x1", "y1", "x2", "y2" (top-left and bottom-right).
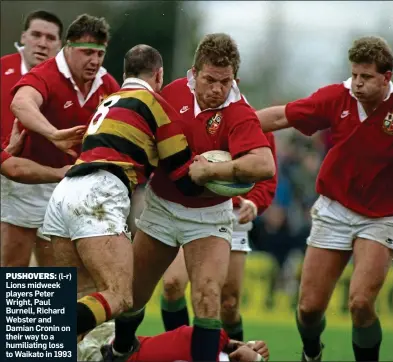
[
  {"x1": 1, "y1": 223, "x2": 37, "y2": 266},
  {"x1": 104, "y1": 186, "x2": 181, "y2": 358},
  {"x1": 34, "y1": 232, "x2": 56, "y2": 267},
  {"x1": 184, "y1": 236, "x2": 231, "y2": 361},
  {"x1": 221, "y1": 250, "x2": 247, "y2": 341},
  {"x1": 161, "y1": 247, "x2": 190, "y2": 331},
  {"x1": 349, "y1": 217, "x2": 393, "y2": 362},
  {"x1": 297, "y1": 196, "x2": 352, "y2": 360}
]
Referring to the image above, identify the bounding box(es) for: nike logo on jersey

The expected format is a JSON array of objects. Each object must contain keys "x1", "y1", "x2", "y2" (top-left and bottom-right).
[
  {"x1": 64, "y1": 101, "x2": 73, "y2": 109},
  {"x1": 340, "y1": 110, "x2": 350, "y2": 118},
  {"x1": 180, "y1": 106, "x2": 190, "y2": 114},
  {"x1": 4, "y1": 68, "x2": 15, "y2": 75}
]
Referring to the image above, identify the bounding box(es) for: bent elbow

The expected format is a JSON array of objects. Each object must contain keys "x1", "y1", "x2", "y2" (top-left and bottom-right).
[
  {"x1": 10, "y1": 95, "x2": 23, "y2": 117},
  {"x1": 4, "y1": 162, "x2": 24, "y2": 182}
]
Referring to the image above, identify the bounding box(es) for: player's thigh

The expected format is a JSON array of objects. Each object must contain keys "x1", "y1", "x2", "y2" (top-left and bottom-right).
[
  {"x1": 1, "y1": 222, "x2": 37, "y2": 267},
  {"x1": 222, "y1": 251, "x2": 247, "y2": 300},
  {"x1": 183, "y1": 236, "x2": 231, "y2": 302},
  {"x1": 349, "y1": 237, "x2": 393, "y2": 309},
  {"x1": 76, "y1": 234, "x2": 133, "y2": 297},
  {"x1": 52, "y1": 236, "x2": 96, "y2": 298},
  {"x1": 34, "y1": 234, "x2": 56, "y2": 267},
  {"x1": 299, "y1": 246, "x2": 351, "y2": 314},
  {"x1": 132, "y1": 229, "x2": 180, "y2": 309},
  {"x1": 162, "y1": 248, "x2": 189, "y2": 300}
]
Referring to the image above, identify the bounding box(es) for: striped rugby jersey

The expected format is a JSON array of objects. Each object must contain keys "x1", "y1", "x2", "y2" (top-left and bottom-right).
[{"x1": 67, "y1": 80, "x2": 202, "y2": 196}]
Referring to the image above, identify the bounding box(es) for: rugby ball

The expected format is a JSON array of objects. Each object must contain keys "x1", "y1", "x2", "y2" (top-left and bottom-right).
[{"x1": 201, "y1": 150, "x2": 255, "y2": 197}]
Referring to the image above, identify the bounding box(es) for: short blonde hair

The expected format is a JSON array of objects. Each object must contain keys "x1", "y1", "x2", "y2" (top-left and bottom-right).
[
  {"x1": 348, "y1": 36, "x2": 393, "y2": 74},
  {"x1": 194, "y1": 33, "x2": 240, "y2": 77}
]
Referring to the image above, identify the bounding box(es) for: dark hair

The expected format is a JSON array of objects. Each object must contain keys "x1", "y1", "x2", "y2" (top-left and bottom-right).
[
  {"x1": 124, "y1": 44, "x2": 163, "y2": 78},
  {"x1": 348, "y1": 36, "x2": 393, "y2": 74},
  {"x1": 194, "y1": 33, "x2": 241, "y2": 77},
  {"x1": 24, "y1": 10, "x2": 63, "y2": 39},
  {"x1": 66, "y1": 14, "x2": 110, "y2": 44}
]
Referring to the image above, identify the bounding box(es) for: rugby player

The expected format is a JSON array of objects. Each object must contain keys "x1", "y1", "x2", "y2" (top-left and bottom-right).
[{"x1": 256, "y1": 36, "x2": 393, "y2": 362}]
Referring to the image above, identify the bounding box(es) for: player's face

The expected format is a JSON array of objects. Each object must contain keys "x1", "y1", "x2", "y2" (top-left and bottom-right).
[
  {"x1": 193, "y1": 63, "x2": 234, "y2": 110},
  {"x1": 21, "y1": 19, "x2": 61, "y2": 69},
  {"x1": 351, "y1": 62, "x2": 392, "y2": 104},
  {"x1": 67, "y1": 36, "x2": 107, "y2": 82}
]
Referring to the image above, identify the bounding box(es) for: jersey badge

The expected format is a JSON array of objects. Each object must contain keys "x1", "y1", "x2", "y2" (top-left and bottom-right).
[{"x1": 206, "y1": 111, "x2": 223, "y2": 135}]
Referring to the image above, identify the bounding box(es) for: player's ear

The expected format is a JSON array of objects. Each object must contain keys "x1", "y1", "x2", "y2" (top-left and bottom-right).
[
  {"x1": 192, "y1": 66, "x2": 198, "y2": 79},
  {"x1": 123, "y1": 72, "x2": 126, "y2": 81},
  {"x1": 20, "y1": 31, "x2": 26, "y2": 45},
  {"x1": 235, "y1": 78, "x2": 240, "y2": 85},
  {"x1": 384, "y1": 70, "x2": 392, "y2": 84}
]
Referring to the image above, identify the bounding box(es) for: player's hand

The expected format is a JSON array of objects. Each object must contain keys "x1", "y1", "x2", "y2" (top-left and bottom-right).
[
  {"x1": 229, "y1": 345, "x2": 260, "y2": 361},
  {"x1": 238, "y1": 196, "x2": 257, "y2": 224},
  {"x1": 189, "y1": 155, "x2": 212, "y2": 185},
  {"x1": 5, "y1": 119, "x2": 27, "y2": 156},
  {"x1": 247, "y1": 340, "x2": 269, "y2": 361},
  {"x1": 55, "y1": 165, "x2": 72, "y2": 181},
  {"x1": 48, "y1": 126, "x2": 86, "y2": 157}
]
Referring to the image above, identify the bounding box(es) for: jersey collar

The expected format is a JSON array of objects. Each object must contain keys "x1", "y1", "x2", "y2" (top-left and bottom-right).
[
  {"x1": 186, "y1": 69, "x2": 242, "y2": 117},
  {"x1": 122, "y1": 77, "x2": 154, "y2": 92},
  {"x1": 14, "y1": 42, "x2": 28, "y2": 75},
  {"x1": 55, "y1": 48, "x2": 107, "y2": 107}
]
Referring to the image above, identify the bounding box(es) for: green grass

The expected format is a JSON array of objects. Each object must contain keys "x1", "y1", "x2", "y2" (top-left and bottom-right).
[{"x1": 137, "y1": 315, "x2": 393, "y2": 361}]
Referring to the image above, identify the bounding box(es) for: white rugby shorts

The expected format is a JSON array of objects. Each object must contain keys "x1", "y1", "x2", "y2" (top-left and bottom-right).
[
  {"x1": 232, "y1": 208, "x2": 252, "y2": 253},
  {"x1": 308, "y1": 195, "x2": 393, "y2": 250},
  {"x1": 42, "y1": 170, "x2": 130, "y2": 241},
  {"x1": 136, "y1": 186, "x2": 235, "y2": 247},
  {"x1": 1, "y1": 175, "x2": 57, "y2": 239}
]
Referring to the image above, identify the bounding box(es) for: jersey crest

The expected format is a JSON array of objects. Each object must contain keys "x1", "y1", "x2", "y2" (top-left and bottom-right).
[
  {"x1": 382, "y1": 112, "x2": 393, "y2": 135},
  {"x1": 206, "y1": 111, "x2": 223, "y2": 135}
]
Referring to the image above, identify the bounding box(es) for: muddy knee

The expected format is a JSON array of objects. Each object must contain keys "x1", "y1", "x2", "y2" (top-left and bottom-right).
[
  {"x1": 163, "y1": 277, "x2": 186, "y2": 301},
  {"x1": 192, "y1": 279, "x2": 221, "y2": 319}
]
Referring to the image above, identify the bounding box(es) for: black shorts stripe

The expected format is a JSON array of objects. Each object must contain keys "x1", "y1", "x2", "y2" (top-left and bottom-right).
[{"x1": 112, "y1": 98, "x2": 157, "y2": 134}]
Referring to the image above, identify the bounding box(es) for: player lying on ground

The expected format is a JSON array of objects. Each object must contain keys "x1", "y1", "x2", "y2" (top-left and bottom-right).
[
  {"x1": 256, "y1": 35, "x2": 393, "y2": 362},
  {"x1": 1, "y1": 120, "x2": 70, "y2": 184},
  {"x1": 78, "y1": 321, "x2": 269, "y2": 362}
]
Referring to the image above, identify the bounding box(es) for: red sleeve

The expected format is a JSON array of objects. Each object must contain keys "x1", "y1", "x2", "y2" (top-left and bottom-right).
[
  {"x1": 11, "y1": 70, "x2": 50, "y2": 104},
  {"x1": 0, "y1": 150, "x2": 12, "y2": 165},
  {"x1": 229, "y1": 104, "x2": 271, "y2": 158},
  {"x1": 106, "y1": 73, "x2": 120, "y2": 93},
  {"x1": 285, "y1": 85, "x2": 339, "y2": 136},
  {"x1": 232, "y1": 132, "x2": 277, "y2": 214}
]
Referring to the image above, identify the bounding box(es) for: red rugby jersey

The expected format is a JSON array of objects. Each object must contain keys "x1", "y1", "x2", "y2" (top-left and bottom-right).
[
  {"x1": 1, "y1": 51, "x2": 26, "y2": 145},
  {"x1": 232, "y1": 132, "x2": 277, "y2": 214},
  {"x1": 150, "y1": 76, "x2": 271, "y2": 208},
  {"x1": 130, "y1": 326, "x2": 229, "y2": 362},
  {"x1": 11, "y1": 49, "x2": 119, "y2": 168},
  {"x1": 285, "y1": 79, "x2": 393, "y2": 217}
]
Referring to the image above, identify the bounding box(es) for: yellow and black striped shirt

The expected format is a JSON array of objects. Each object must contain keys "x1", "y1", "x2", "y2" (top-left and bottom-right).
[{"x1": 67, "y1": 87, "x2": 202, "y2": 195}]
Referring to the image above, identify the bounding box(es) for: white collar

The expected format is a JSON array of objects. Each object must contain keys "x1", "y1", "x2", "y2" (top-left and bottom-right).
[
  {"x1": 343, "y1": 77, "x2": 393, "y2": 101},
  {"x1": 55, "y1": 48, "x2": 107, "y2": 107},
  {"x1": 14, "y1": 42, "x2": 28, "y2": 75},
  {"x1": 122, "y1": 77, "x2": 154, "y2": 92},
  {"x1": 186, "y1": 69, "x2": 242, "y2": 117}
]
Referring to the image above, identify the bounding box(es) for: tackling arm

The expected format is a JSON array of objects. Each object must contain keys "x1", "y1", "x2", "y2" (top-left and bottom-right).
[{"x1": 256, "y1": 105, "x2": 290, "y2": 132}]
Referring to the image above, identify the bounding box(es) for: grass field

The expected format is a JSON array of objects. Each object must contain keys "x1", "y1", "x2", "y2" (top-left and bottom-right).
[{"x1": 137, "y1": 315, "x2": 393, "y2": 361}]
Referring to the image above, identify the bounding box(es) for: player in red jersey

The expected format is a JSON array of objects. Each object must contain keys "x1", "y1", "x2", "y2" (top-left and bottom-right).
[
  {"x1": 105, "y1": 34, "x2": 275, "y2": 362},
  {"x1": 42, "y1": 45, "x2": 212, "y2": 342},
  {"x1": 257, "y1": 36, "x2": 393, "y2": 362},
  {"x1": 1, "y1": 120, "x2": 69, "y2": 184},
  {"x1": 160, "y1": 132, "x2": 277, "y2": 341},
  {"x1": 2, "y1": 14, "x2": 119, "y2": 268},
  {"x1": 1, "y1": 10, "x2": 63, "y2": 145},
  {"x1": 79, "y1": 323, "x2": 270, "y2": 362}
]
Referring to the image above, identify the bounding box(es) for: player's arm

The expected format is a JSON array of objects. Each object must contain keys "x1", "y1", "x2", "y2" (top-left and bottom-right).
[
  {"x1": 11, "y1": 86, "x2": 85, "y2": 157},
  {"x1": 1, "y1": 152, "x2": 69, "y2": 184},
  {"x1": 256, "y1": 105, "x2": 289, "y2": 132}
]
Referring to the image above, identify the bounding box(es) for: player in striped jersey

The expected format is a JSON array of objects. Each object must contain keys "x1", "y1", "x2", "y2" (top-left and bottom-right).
[{"x1": 41, "y1": 45, "x2": 207, "y2": 341}]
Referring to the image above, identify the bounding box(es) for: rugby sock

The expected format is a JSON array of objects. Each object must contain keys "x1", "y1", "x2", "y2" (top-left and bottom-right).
[
  {"x1": 223, "y1": 316, "x2": 244, "y2": 341},
  {"x1": 352, "y1": 318, "x2": 382, "y2": 361},
  {"x1": 113, "y1": 307, "x2": 145, "y2": 354},
  {"x1": 296, "y1": 309, "x2": 326, "y2": 358},
  {"x1": 191, "y1": 317, "x2": 222, "y2": 361},
  {"x1": 160, "y1": 295, "x2": 190, "y2": 331},
  {"x1": 77, "y1": 293, "x2": 111, "y2": 335}
]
